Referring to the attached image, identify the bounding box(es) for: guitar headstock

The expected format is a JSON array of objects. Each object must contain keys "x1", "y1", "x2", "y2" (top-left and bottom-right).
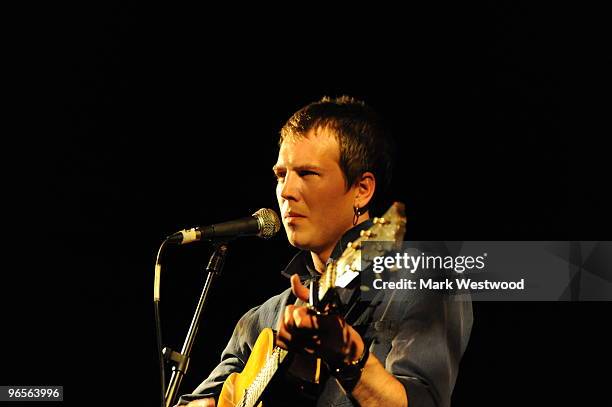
[{"x1": 317, "y1": 202, "x2": 407, "y2": 302}]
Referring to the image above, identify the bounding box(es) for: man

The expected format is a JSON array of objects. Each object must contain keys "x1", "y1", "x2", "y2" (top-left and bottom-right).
[{"x1": 178, "y1": 96, "x2": 472, "y2": 406}]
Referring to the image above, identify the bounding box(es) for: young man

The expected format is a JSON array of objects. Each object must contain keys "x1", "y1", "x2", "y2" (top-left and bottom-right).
[{"x1": 178, "y1": 96, "x2": 472, "y2": 407}]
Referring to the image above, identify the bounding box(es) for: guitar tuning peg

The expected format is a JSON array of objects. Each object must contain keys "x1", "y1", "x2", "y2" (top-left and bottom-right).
[
  {"x1": 347, "y1": 242, "x2": 362, "y2": 250},
  {"x1": 360, "y1": 230, "x2": 377, "y2": 239}
]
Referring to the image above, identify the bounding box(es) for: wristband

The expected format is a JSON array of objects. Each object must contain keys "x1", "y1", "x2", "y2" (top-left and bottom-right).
[{"x1": 329, "y1": 344, "x2": 369, "y2": 393}]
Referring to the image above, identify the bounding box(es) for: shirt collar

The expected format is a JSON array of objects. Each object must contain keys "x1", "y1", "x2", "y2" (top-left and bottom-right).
[{"x1": 280, "y1": 219, "x2": 374, "y2": 281}]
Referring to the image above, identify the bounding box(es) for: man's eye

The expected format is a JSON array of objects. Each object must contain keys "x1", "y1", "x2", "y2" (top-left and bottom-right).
[
  {"x1": 299, "y1": 170, "x2": 318, "y2": 177},
  {"x1": 274, "y1": 173, "x2": 285, "y2": 182}
]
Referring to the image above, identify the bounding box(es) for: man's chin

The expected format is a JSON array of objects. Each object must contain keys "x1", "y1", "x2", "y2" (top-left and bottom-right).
[
  {"x1": 287, "y1": 237, "x2": 308, "y2": 250},
  {"x1": 285, "y1": 231, "x2": 311, "y2": 251}
]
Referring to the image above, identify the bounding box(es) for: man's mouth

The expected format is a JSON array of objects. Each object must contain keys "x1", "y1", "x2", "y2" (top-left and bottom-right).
[{"x1": 284, "y1": 211, "x2": 306, "y2": 223}]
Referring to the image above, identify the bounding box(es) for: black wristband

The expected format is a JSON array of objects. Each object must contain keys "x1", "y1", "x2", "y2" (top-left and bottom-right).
[{"x1": 330, "y1": 345, "x2": 370, "y2": 393}]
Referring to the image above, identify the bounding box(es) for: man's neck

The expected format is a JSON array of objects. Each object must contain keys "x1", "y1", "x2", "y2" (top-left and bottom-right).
[
  {"x1": 310, "y1": 215, "x2": 370, "y2": 274},
  {"x1": 310, "y1": 249, "x2": 332, "y2": 274}
]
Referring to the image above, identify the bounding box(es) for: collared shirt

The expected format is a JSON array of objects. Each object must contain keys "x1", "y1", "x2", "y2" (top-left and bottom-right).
[{"x1": 177, "y1": 221, "x2": 473, "y2": 407}]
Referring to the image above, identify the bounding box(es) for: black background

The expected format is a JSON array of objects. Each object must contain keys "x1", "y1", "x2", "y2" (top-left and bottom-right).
[{"x1": 2, "y1": 3, "x2": 611, "y2": 406}]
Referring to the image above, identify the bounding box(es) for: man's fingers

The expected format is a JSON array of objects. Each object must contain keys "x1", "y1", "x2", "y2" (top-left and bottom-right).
[
  {"x1": 283, "y1": 305, "x2": 296, "y2": 329},
  {"x1": 277, "y1": 303, "x2": 365, "y2": 366},
  {"x1": 290, "y1": 274, "x2": 310, "y2": 302},
  {"x1": 277, "y1": 304, "x2": 322, "y2": 352},
  {"x1": 276, "y1": 312, "x2": 292, "y2": 349},
  {"x1": 293, "y1": 307, "x2": 319, "y2": 330},
  {"x1": 282, "y1": 304, "x2": 318, "y2": 330},
  {"x1": 276, "y1": 327, "x2": 318, "y2": 354}
]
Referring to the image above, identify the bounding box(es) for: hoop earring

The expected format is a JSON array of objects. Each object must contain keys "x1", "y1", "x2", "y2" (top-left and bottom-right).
[{"x1": 353, "y1": 205, "x2": 361, "y2": 226}]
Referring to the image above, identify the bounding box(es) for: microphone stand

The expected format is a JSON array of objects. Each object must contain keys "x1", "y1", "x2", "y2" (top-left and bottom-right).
[{"x1": 164, "y1": 242, "x2": 229, "y2": 407}]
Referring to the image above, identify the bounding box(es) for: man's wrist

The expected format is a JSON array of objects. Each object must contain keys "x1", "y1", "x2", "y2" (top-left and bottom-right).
[{"x1": 329, "y1": 344, "x2": 370, "y2": 393}]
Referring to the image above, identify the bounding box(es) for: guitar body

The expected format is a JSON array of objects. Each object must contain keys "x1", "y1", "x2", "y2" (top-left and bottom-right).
[{"x1": 218, "y1": 328, "x2": 275, "y2": 407}]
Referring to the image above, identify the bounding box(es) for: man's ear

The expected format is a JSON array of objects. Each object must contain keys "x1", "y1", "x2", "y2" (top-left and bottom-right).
[{"x1": 355, "y1": 171, "x2": 376, "y2": 210}]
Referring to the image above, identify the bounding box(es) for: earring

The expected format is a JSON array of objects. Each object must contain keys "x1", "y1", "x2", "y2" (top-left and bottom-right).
[{"x1": 353, "y1": 205, "x2": 361, "y2": 226}]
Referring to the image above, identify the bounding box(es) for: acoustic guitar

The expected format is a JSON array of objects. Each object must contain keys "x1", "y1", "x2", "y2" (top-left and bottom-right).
[{"x1": 217, "y1": 202, "x2": 407, "y2": 407}]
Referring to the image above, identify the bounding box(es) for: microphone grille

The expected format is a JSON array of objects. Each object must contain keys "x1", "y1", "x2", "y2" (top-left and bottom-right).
[{"x1": 252, "y1": 208, "x2": 281, "y2": 239}]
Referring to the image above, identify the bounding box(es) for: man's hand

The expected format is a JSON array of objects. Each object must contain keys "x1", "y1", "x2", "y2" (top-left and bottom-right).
[
  {"x1": 275, "y1": 274, "x2": 365, "y2": 368},
  {"x1": 185, "y1": 398, "x2": 215, "y2": 407}
]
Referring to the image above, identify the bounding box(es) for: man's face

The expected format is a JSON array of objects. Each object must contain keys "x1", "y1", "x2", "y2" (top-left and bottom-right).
[{"x1": 274, "y1": 129, "x2": 357, "y2": 257}]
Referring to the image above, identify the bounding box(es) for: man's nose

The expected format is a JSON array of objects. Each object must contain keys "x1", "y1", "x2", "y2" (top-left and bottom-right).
[{"x1": 279, "y1": 171, "x2": 299, "y2": 201}]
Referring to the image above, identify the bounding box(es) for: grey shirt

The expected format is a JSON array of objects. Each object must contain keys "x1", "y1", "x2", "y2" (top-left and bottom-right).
[{"x1": 177, "y1": 222, "x2": 473, "y2": 407}]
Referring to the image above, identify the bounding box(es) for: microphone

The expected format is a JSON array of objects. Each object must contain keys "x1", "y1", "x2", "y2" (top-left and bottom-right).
[{"x1": 166, "y1": 208, "x2": 281, "y2": 245}]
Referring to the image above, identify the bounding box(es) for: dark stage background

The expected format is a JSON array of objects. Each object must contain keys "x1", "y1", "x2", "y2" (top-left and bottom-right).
[{"x1": 3, "y1": 3, "x2": 611, "y2": 406}]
